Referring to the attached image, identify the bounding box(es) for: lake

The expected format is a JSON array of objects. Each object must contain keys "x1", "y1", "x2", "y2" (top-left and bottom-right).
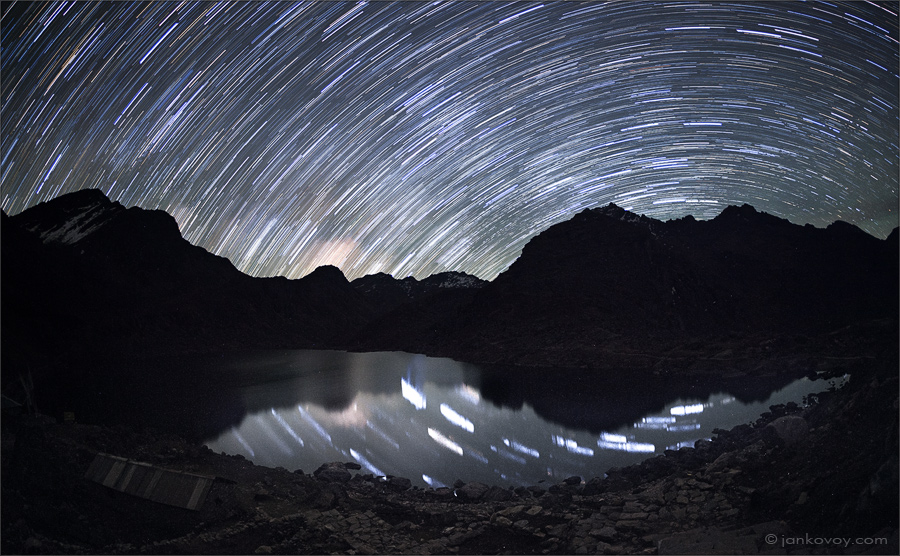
[{"x1": 202, "y1": 350, "x2": 841, "y2": 488}]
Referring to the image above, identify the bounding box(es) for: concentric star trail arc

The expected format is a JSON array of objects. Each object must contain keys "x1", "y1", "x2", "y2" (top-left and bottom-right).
[{"x1": 2, "y1": 1, "x2": 897, "y2": 280}]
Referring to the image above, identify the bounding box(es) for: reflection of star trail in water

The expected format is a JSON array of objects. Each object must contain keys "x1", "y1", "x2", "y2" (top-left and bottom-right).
[
  {"x1": 203, "y1": 352, "x2": 833, "y2": 487},
  {"x1": 2, "y1": 2, "x2": 897, "y2": 281}
]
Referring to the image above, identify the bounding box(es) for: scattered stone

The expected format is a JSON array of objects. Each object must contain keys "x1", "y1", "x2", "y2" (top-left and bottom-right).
[
  {"x1": 4, "y1": 358, "x2": 897, "y2": 556},
  {"x1": 767, "y1": 415, "x2": 809, "y2": 446},
  {"x1": 483, "y1": 485, "x2": 513, "y2": 501},
  {"x1": 498, "y1": 505, "x2": 526, "y2": 518},
  {"x1": 313, "y1": 462, "x2": 352, "y2": 483},
  {"x1": 387, "y1": 476, "x2": 412, "y2": 491},
  {"x1": 455, "y1": 481, "x2": 490, "y2": 501},
  {"x1": 490, "y1": 515, "x2": 513, "y2": 527},
  {"x1": 592, "y1": 526, "x2": 617, "y2": 542},
  {"x1": 582, "y1": 477, "x2": 604, "y2": 496},
  {"x1": 429, "y1": 487, "x2": 453, "y2": 498},
  {"x1": 615, "y1": 520, "x2": 644, "y2": 532}
]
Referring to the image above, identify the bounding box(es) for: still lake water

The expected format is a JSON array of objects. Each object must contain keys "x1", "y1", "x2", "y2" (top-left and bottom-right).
[{"x1": 203, "y1": 350, "x2": 838, "y2": 488}]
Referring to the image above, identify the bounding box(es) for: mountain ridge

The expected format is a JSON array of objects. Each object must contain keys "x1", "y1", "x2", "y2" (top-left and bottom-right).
[
  {"x1": 350, "y1": 200, "x2": 897, "y2": 367},
  {"x1": 2, "y1": 188, "x2": 897, "y2": 419}
]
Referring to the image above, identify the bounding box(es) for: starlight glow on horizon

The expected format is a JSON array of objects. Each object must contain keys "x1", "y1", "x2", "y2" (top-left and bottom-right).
[{"x1": 2, "y1": 1, "x2": 897, "y2": 280}]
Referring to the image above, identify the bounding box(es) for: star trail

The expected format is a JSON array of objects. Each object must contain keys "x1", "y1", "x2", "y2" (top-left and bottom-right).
[{"x1": 2, "y1": 1, "x2": 897, "y2": 280}]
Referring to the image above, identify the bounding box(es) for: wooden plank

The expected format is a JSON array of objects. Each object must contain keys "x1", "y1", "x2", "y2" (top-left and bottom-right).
[
  {"x1": 102, "y1": 460, "x2": 127, "y2": 488},
  {"x1": 186, "y1": 478, "x2": 211, "y2": 510},
  {"x1": 84, "y1": 453, "x2": 216, "y2": 511}
]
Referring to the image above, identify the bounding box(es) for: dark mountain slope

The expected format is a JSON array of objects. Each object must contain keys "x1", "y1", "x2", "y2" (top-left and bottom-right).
[
  {"x1": 3, "y1": 189, "x2": 897, "y2": 434},
  {"x1": 5, "y1": 190, "x2": 896, "y2": 380},
  {"x1": 2, "y1": 190, "x2": 374, "y2": 417},
  {"x1": 351, "y1": 271, "x2": 485, "y2": 318},
  {"x1": 358, "y1": 203, "x2": 898, "y2": 367}
]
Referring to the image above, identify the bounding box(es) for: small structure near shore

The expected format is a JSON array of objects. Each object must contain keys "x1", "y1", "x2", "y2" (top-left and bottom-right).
[{"x1": 84, "y1": 452, "x2": 214, "y2": 510}]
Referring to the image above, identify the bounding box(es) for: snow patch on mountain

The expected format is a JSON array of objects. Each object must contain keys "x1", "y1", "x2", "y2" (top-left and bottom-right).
[
  {"x1": 428, "y1": 272, "x2": 486, "y2": 289},
  {"x1": 24, "y1": 199, "x2": 121, "y2": 245}
]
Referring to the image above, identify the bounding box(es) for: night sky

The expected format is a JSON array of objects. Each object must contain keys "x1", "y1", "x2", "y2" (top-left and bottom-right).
[{"x1": 2, "y1": 1, "x2": 897, "y2": 281}]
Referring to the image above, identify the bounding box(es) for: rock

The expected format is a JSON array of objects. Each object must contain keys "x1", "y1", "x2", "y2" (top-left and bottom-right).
[
  {"x1": 767, "y1": 415, "x2": 809, "y2": 446},
  {"x1": 387, "y1": 476, "x2": 412, "y2": 491},
  {"x1": 491, "y1": 515, "x2": 513, "y2": 527},
  {"x1": 564, "y1": 475, "x2": 582, "y2": 486},
  {"x1": 615, "y1": 520, "x2": 644, "y2": 531},
  {"x1": 344, "y1": 462, "x2": 362, "y2": 470},
  {"x1": 447, "y1": 527, "x2": 482, "y2": 547},
  {"x1": 313, "y1": 462, "x2": 352, "y2": 483},
  {"x1": 592, "y1": 526, "x2": 617, "y2": 542},
  {"x1": 426, "y1": 510, "x2": 457, "y2": 526},
  {"x1": 581, "y1": 477, "x2": 604, "y2": 496},
  {"x1": 254, "y1": 546, "x2": 273, "y2": 554},
  {"x1": 429, "y1": 487, "x2": 453, "y2": 498},
  {"x1": 456, "y1": 481, "x2": 490, "y2": 501},
  {"x1": 498, "y1": 505, "x2": 526, "y2": 518},
  {"x1": 483, "y1": 485, "x2": 513, "y2": 501},
  {"x1": 527, "y1": 485, "x2": 547, "y2": 496}
]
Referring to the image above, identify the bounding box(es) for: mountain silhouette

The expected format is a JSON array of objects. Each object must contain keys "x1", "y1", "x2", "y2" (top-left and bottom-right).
[
  {"x1": 2, "y1": 190, "x2": 373, "y2": 414},
  {"x1": 351, "y1": 271, "x2": 485, "y2": 318},
  {"x1": 352, "y1": 202, "x2": 898, "y2": 367},
  {"x1": 2, "y1": 189, "x2": 897, "y2": 424}
]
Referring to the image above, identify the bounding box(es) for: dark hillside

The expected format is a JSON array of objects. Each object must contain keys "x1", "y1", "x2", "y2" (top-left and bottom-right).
[
  {"x1": 358, "y1": 203, "x2": 898, "y2": 367},
  {"x1": 2, "y1": 190, "x2": 373, "y2": 421}
]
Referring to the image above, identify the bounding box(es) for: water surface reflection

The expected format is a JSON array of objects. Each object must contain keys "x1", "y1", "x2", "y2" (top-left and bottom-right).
[{"x1": 204, "y1": 350, "x2": 838, "y2": 488}]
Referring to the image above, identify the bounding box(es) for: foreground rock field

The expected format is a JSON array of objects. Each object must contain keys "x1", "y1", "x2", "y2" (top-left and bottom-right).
[{"x1": 3, "y1": 350, "x2": 897, "y2": 556}]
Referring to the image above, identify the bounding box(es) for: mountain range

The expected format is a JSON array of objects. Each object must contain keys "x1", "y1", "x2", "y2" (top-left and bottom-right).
[
  {"x1": 360, "y1": 201, "x2": 898, "y2": 367},
  {"x1": 2, "y1": 189, "x2": 897, "y2": 421}
]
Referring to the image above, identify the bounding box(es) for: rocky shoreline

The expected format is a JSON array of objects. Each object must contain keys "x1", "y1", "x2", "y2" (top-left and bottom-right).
[{"x1": 3, "y1": 354, "x2": 897, "y2": 555}]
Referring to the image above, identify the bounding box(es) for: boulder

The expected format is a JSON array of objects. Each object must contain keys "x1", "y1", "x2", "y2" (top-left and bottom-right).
[
  {"x1": 581, "y1": 477, "x2": 604, "y2": 496},
  {"x1": 766, "y1": 415, "x2": 809, "y2": 447},
  {"x1": 387, "y1": 476, "x2": 412, "y2": 491},
  {"x1": 483, "y1": 485, "x2": 514, "y2": 501},
  {"x1": 313, "y1": 462, "x2": 352, "y2": 483},
  {"x1": 455, "y1": 481, "x2": 490, "y2": 501}
]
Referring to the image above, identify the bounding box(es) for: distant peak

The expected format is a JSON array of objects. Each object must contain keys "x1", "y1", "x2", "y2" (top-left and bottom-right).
[
  {"x1": 11, "y1": 188, "x2": 123, "y2": 246},
  {"x1": 715, "y1": 203, "x2": 759, "y2": 220},
  {"x1": 602, "y1": 202, "x2": 624, "y2": 211},
  {"x1": 573, "y1": 203, "x2": 657, "y2": 229},
  {"x1": 54, "y1": 188, "x2": 113, "y2": 207},
  {"x1": 305, "y1": 264, "x2": 349, "y2": 284},
  {"x1": 421, "y1": 271, "x2": 487, "y2": 289}
]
